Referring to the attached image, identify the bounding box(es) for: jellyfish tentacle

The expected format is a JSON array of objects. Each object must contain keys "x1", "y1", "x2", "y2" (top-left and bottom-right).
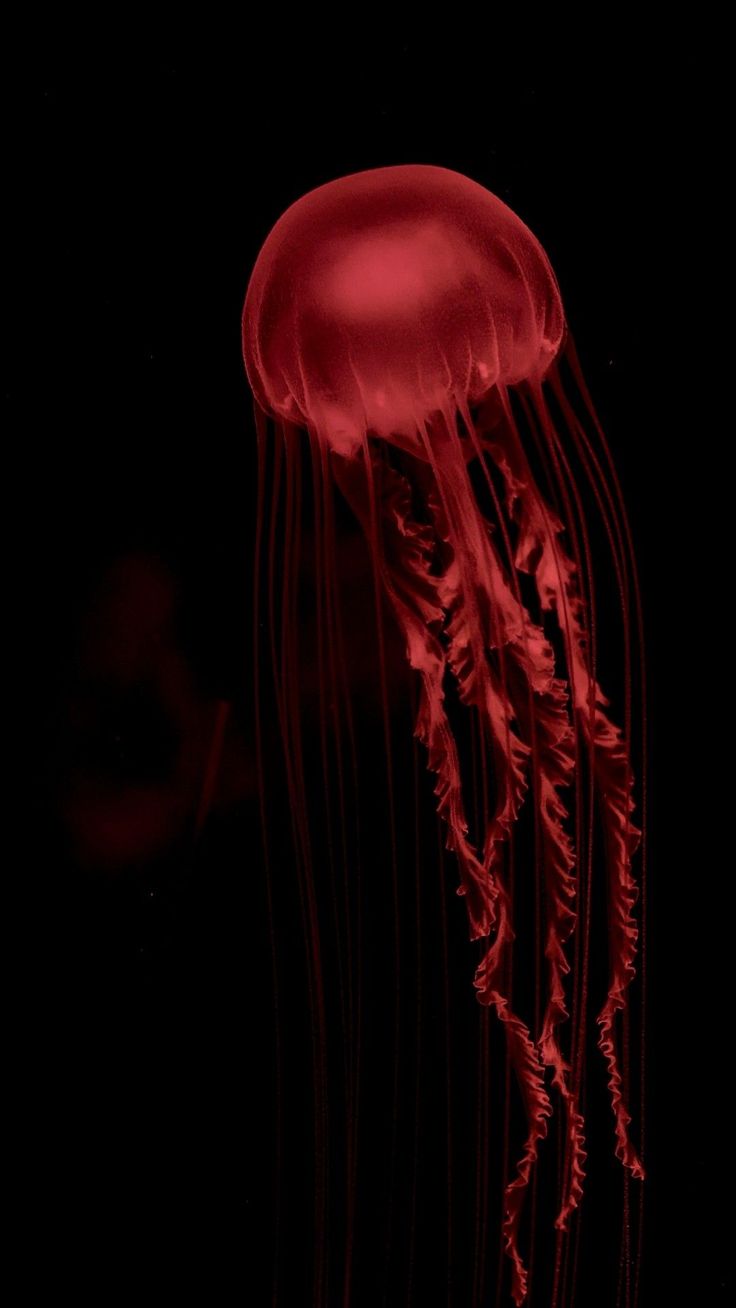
[
  {"x1": 330, "y1": 445, "x2": 497, "y2": 940},
  {"x1": 484, "y1": 400, "x2": 644, "y2": 1182},
  {"x1": 509, "y1": 648, "x2": 587, "y2": 1232},
  {"x1": 454, "y1": 400, "x2": 588, "y2": 1230},
  {"x1": 415, "y1": 417, "x2": 531, "y2": 875},
  {"x1": 416, "y1": 417, "x2": 568, "y2": 1304},
  {"x1": 335, "y1": 420, "x2": 589, "y2": 1300},
  {"x1": 474, "y1": 899, "x2": 553, "y2": 1307},
  {"x1": 422, "y1": 409, "x2": 589, "y2": 1244},
  {"x1": 333, "y1": 438, "x2": 551, "y2": 1304}
]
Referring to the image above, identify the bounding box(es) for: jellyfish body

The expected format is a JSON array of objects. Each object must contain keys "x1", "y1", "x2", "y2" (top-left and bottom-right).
[{"x1": 243, "y1": 165, "x2": 644, "y2": 1305}]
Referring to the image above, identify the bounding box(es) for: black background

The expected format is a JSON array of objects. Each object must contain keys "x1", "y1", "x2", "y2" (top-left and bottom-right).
[{"x1": 6, "y1": 23, "x2": 727, "y2": 1306}]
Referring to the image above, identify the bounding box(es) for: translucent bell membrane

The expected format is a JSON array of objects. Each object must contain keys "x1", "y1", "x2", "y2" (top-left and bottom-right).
[{"x1": 243, "y1": 164, "x2": 565, "y2": 452}]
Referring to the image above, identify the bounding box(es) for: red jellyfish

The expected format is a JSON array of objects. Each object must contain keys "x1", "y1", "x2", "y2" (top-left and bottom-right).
[{"x1": 242, "y1": 165, "x2": 645, "y2": 1305}]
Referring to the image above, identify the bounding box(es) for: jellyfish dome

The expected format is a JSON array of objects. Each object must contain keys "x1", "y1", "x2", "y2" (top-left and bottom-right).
[
  {"x1": 243, "y1": 165, "x2": 645, "y2": 1306},
  {"x1": 243, "y1": 165, "x2": 565, "y2": 450}
]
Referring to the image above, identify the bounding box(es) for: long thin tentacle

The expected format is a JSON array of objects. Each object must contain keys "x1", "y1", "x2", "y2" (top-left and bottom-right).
[
  {"x1": 330, "y1": 446, "x2": 497, "y2": 940},
  {"x1": 418, "y1": 412, "x2": 584, "y2": 1288},
  {"x1": 482, "y1": 385, "x2": 644, "y2": 1182},
  {"x1": 337, "y1": 431, "x2": 559, "y2": 1305}
]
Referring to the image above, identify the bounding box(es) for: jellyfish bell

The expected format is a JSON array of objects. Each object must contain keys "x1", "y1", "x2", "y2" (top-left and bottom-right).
[
  {"x1": 243, "y1": 164, "x2": 565, "y2": 455},
  {"x1": 243, "y1": 164, "x2": 645, "y2": 1306}
]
